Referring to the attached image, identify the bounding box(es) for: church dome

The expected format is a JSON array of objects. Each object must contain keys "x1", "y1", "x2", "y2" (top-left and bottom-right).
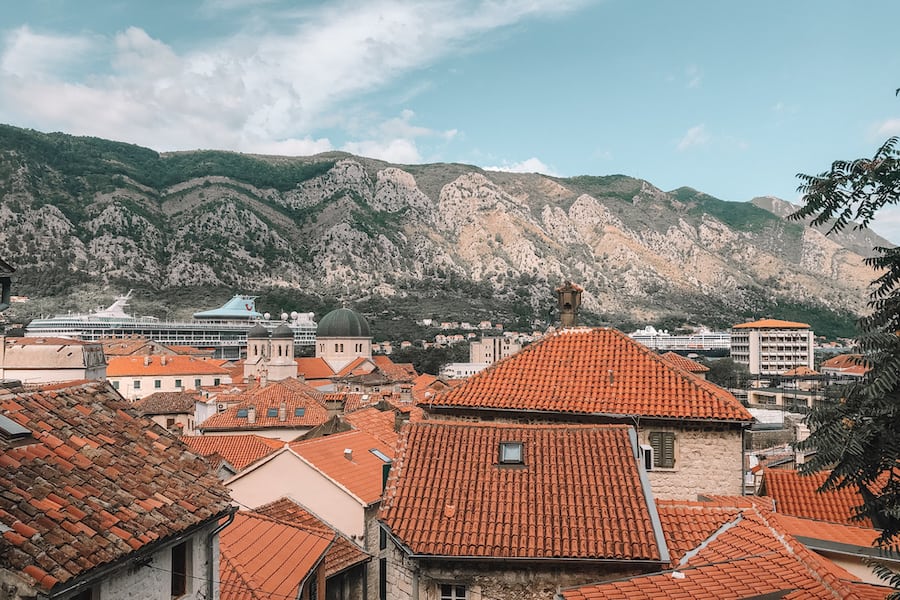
[
  {"x1": 316, "y1": 308, "x2": 370, "y2": 338},
  {"x1": 247, "y1": 323, "x2": 270, "y2": 338},
  {"x1": 272, "y1": 323, "x2": 294, "y2": 339}
]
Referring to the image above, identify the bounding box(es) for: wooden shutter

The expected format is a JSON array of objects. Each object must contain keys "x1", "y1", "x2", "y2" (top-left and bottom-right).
[{"x1": 648, "y1": 431, "x2": 675, "y2": 468}]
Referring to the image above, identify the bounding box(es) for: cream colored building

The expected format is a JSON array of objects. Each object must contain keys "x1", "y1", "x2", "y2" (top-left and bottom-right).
[
  {"x1": 243, "y1": 322, "x2": 298, "y2": 382},
  {"x1": 106, "y1": 355, "x2": 232, "y2": 400},
  {"x1": 315, "y1": 307, "x2": 372, "y2": 371},
  {"x1": 730, "y1": 318, "x2": 814, "y2": 376},
  {"x1": 468, "y1": 335, "x2": 521, "y2": 364},
  {"x1": 0, "y1": 336, "x2": 106, "y2": 384}
]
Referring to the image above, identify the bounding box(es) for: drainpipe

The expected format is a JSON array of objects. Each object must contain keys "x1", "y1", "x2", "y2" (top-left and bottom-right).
[{"x1": 207, "y1": 507, "x2": 237, "y2": 600}]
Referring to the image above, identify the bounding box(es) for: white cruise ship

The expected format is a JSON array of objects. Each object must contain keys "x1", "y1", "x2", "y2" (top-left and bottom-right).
[
  {"x1": 25, "y1": 291, "x2": 316, "y2": 359},
  {"x1": 629, "y1": 325, "x2": 731, "y2": 353}
]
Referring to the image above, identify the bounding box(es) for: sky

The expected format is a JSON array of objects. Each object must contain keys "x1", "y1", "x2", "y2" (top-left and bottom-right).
[{"x1": 3, "y1": 0, "x2": 900, "y2": 241}]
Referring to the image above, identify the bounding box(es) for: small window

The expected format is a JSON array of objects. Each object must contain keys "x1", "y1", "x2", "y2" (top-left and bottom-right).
[
  {"x1": 214, "y1": 378, "x2": 220, "y2": 386},
  {"x1": 133, "y1": 380, "x2": 141, "y2": 390},
  {"x1": 236, "y1": 408, "x2": 248, "y2": 418},
  {"x1": 294, "y1": 407, "x2": 306, "y2": 417},
  {"x1": 335, "y1": 343, "x2": 340, "y2": 353},
  {"x1": 499, "y1": 442, "x2": 523, "y2": 465},
  {"x1": 166, "y1": 417, "x2": 176, "y2": 429},
  {"x1": 379, "y1": 557, "x2": 387, "y2": 600},
  {"x1": 111, "y1": 380, "x2": 120, "y2": 389},
  {"x1": 171, "y1": 540, "x2": 189, "y2": 597},
  {"x1": 370, "y1": 448, "x2": 391, "y2": 462},
  {"x1": 340, "y1": 343, "x2": 344, "y2": 352},
  {"x1": 648, "y1": 431, "x2": 676, "y2": 469},
  {"x1": 154, "y1": 379, "x2": 162, "y2": 389},
  {"x1": 175, "y1": 379, "x2": 182, "y2": 389},
  {"x1": 440, "y1": 584, "x2": 467, "y2": 600},
  {"x1": 267, "y1": 407, "x2": 278, "y2": 418},
  {"x1": 193, "y1": 378, "x2": 200, "y2": 388},
  {"x1": 640, "y1": 444, "x2": 654, "y2": 471}
]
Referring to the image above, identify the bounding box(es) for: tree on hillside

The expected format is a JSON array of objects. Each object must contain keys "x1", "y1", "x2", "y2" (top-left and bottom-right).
[{"x1": 790, "y1": 135, "x2": 900, "y2": 558}]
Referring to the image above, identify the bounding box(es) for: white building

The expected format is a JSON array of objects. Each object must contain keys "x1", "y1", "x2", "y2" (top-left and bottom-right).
[
  {"x1": 0, "y1": 337, "x2": 106, "y2": 384},
  {"x1": 469, "y1": 335, "x2": 522, "y2": 364},
  {"x1": 730, "y1": 318, "x2": 814, "y2": 376},
  {"x1": 315, "y1": 307, "x2": 372, "y2": 372},
  {"x1": 440, "y1": 362, "x2": 490, "y2": 379}
]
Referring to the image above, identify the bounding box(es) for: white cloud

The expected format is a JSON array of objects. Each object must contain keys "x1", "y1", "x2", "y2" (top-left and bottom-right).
[
  {"x1": 0, "y1": 1, "x2": 590, "y2": 157},
  {"x1": 342, "y1": 138, "x2": 422, "y2": 164},
  {"x1": 685, "y1": 64, "x2": 702, "y2": 88},
  {"x1": 482, "y1": 157, "x2": 559, "y2": 176},
  {"x1": 875, "y1": 118, "x2": 900, "y2": 138},
  {"x1": 871, "y1": 205, "x2": 900, "y2": 245},
  {"x1": 676, "y1": 124, "x2": 710, "y2": 151}
]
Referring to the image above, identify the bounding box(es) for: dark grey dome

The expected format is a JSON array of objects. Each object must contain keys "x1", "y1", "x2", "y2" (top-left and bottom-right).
[
  {"x1": 272, "y1": 323, "x2": 294, "y2": 339},
  {"x1": 247, "y1": 323, "x2": 270, "y2": 338},
  {"x1": 316, "y1": 308, "x2": 370, "y2": 338}
]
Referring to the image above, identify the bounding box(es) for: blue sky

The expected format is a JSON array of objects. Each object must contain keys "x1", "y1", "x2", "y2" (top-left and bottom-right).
[{"x1": 3, "y1": 0, "x2": 900, "y2": 241}]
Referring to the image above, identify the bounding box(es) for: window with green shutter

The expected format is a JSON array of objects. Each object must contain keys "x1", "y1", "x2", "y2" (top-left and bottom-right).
[{"x1": 648, "y1": 431, "x2": 676, "y2": 469}]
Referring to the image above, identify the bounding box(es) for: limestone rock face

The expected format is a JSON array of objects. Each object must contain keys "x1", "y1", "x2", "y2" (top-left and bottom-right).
[{"x1": 0, "y1": 125, "x2": 887, "y2": 326}]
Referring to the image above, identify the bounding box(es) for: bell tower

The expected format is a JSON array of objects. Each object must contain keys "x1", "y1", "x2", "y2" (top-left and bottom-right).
[{"x1": 556, "y1": 282, "x2": 583, "y2": 328}]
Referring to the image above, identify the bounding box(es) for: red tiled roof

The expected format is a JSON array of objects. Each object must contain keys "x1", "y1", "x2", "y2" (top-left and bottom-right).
[
  {"x1": 774, "y1": 514, "x2": 886, "y2": 550},
  {"x1": 255, "y1": 497, "x2": 371, "y2": 577},
  {"x1": 289, "y1": 430, "x2": 393, "y2": 506},
  {"x1": 380, "y1": 421, "x2": 665, "y2": 561},
  {"x1": 431, "y1": 328, "x2": 751, "y2": 421},
  {"x1": 732, "y1": 318, "x2": 811, "y2": 329},
  {"x1": 180, "y1": 435, "x2": 285, "y2": 471},
  {"x1": 107, "y1": 355, "x2": 231, "y2": 376},
  {"x1": 563, "y1": 499, "x2": 865, "y2": 600},
  {"x1": 343, "y1": 407, "x2": 400, "y2": 449},
  {"x1": 371, "y1": 355, "x2": 417, "y2": 382},
  {"x1": 659, "y1": 352, "x2": 710, "y2": 373},
  {"x1": 761, "y1": 469, "x2": 870, "y2": 526},
  {"x1": 133, "y1": 391, "x2": 197, "y2": 415},
  {"x1": 334, "y1": 356, "x2": 372, "y2": 378},
  {"x1": 0, "y1": 380, "x2": 232, "y2": 592},
  {"x1": 200, "y1": 379, "x2": 328, "y2": 433},
  {"x1": 296, "y1": 357, "x2": 336, "y2": 380},
  {"x1": 219, "y1": 511, "x2": 332, "y2": 600}
]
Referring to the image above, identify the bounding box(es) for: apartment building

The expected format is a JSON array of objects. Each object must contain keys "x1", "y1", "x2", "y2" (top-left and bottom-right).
[{"x1": 730, "y1": 318, "x2": 814, "y2": 376}]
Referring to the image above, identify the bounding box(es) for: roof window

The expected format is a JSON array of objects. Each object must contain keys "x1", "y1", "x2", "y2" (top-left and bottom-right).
[
  {"x1": 0, "y1": 414, "x2": 32, "y2": 446},
  {"x1": 236, "y1": 408, "x2": 248, "y2": 418},
  {"x1": 499, "y1": 441, "x2": 524, "y2": 465},
  {"x1": 294, "y1": 407, "x2": 306, "y2": 417},
  {"x1": 266, "y1": 407, "x2": 278, "y2": 418},
  {"x1": 370, "y1": 448, "x2": 391, "y2": 462}
]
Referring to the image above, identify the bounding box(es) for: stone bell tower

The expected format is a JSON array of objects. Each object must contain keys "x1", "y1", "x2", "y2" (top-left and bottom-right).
[{"x1": 556, "y1": 281, "x2": 583, "y2": 328}]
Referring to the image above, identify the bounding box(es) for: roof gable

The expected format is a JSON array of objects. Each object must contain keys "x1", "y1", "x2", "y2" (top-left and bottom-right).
[
  {"x1": 180, "y1": 434, "x2": 285, "y2": 471},
  {"x1": 761, "y1": 469, "x2": 871, "y2": 526},
  {"x1": 200, "y1": 380, "x2": 329, "y2": 432},
  {"x1": 0, "y1": 381, "x2": 232, "y2": 591},
  {"x1": 380, "y1": 421, "x2": 665, "y2": 561},
  {"x1": 431, "y1": 328, "x2": 750, "y2": 421},
  {"x1": 659, "y1": 352, "x2": 709, "y2": 373}
]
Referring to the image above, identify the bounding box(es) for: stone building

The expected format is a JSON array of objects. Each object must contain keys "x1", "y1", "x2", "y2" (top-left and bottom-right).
[
  {"x1": 243, "y1": 322, "x2": 299, "y2": 382},
  {"x1": 0, "y1": 337, "x2": 106, "y2": 384},
  {"x1": 316, "y1": 307, "x2": 373, "y2": 372}
]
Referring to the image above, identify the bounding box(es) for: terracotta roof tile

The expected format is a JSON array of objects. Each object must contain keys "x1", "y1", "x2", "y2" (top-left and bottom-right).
[
  {"x1": 659, "y1": 352, "x2": 710, "y2": 373},
  {"x1": 200, "y1": 379, "x2": 328, "y2": 433},
  {"x1": 106, "y1": 355, "x2": 232, "y2": 377},
  {"x1": 762, "y1": 469, "x2": 871, "y2": 526},
  {"x1": 732, "y1": 318, "x2": 811, "y2": 329},
  {"x1": 563, "y1": 498, "x2": 865, "y2": 600},
  {"x1": 133, "y1": 391, "x2": 197, "y2": 415},
  {"x1": 343, "y1": 407, "x2": 400, "y2": 449},
  {"x1": 371, "y1": 355, "x2": 417, "y2": 382},
  {"x1": 380, "y1": 421, "x2": 665, "y2": 560},
  {"x1": 289, "y1": 430, "x2": 393, "y2": 506},
  {"x1": 219, "y1": 511, "x2": 332, "y2": 600},
  {"x1": 0, "y1": 381, "x2": 232, "y2": 592},
  {"x1": 296, "y1": 357, "x2": 336, "y2": 380},
  {"x1": 774, "y1": 514, "x2": 887, "y2": 550},
  {"x1": 180, "y1": 435, "x2": 284, "y2": 471},
  {"x1": 431, "y1": 328, "x2": 751, "y2": 421},
  {"x1": 255, "y1": 497, "x2": 371, "y2": 577}
]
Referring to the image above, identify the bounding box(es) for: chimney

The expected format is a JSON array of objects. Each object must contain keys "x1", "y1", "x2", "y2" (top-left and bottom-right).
[
  {"x1": 394, "y1": 411, "x2": 410, "y2": 432},
  {"x1": 247, "y1": 405, "x2": 256, "y2": 424},
  {"x1": 259, "y1": 371, "x2": 268, "y2": 388},
  {"x1": 344, "y1": 448, "x2": 353, "y2": 461},
  {"x1": 160, "y1": 355, "x2": 167, "y2": 366},
  {"x1": 278, "y1": 401, "x2": 287, "y2": 422},
  {"x1": 144, "y1": 355, "x2": 151, "y2": 366},
  {"x1": 556, "y1": 281, "x2": 583, "y2": 328}
]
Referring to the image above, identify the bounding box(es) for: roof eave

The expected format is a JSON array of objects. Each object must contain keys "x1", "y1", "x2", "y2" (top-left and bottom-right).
[{"x1": 425, "y1": 404, "x2": 752, "y2": 426}]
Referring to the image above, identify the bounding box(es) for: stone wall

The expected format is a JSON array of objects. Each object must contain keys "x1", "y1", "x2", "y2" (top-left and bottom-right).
[{"x1": 640, "y1": 425, "x2": 743, "y2": 500}]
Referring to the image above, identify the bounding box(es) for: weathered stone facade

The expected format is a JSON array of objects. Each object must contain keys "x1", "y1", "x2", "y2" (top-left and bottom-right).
[{"x1": 639, "y1": 424, "x2": 744, "y2": 500}]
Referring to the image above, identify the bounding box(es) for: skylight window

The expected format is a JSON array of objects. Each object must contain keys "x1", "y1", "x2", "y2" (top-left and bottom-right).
[
  {"x1": 236, "y1": 408, "x2": 248, "y2": 418},
  {"x1": 294, "y1": 407, "x2": 306, "y2": 417},
  {"x1": 499, "y1": 441, "x2": 524, "y2": 465},
  {"x1": 266, "y1": 407, "x2": 278, "y2": 418},
  {"x1": 370, "y1": 448, "x2": 391, "y2": 462}
]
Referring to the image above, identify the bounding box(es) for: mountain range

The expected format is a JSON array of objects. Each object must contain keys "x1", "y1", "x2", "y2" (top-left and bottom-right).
[{"x1": 0, "y1": 124, "x2": 885, "y2": 340}]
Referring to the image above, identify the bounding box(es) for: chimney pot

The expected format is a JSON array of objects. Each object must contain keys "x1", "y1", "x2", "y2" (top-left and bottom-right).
[
  {"x1": 344, "y1": 448, "x2": 353, "y2": 461},
  {"x1": 247, "y1": 405, "x2": 256, "y2": 424}
]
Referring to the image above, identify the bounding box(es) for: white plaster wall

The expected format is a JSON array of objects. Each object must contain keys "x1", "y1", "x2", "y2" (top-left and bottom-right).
[
  {"x1": 227, "y1": 452, "x2": 366, "y2": 540},
  {"x1": 110, "y1": 373, "x2": 231, "y2": 401}
]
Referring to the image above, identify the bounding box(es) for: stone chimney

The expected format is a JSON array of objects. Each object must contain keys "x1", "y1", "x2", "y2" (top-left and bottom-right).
[
  {"x1": 247, "y1": 405, "x2": 256, "y2": 424},
  {"x1": 278, "y1": 401, "x2": 287, "y2": 422},
  {"x1": 160, "y1": 355, "x2": 167, "y2": 366},
  {"x1": 144, "y1": 355, "x2": 151, "y2": 366},
  {"x1": 556, "y1": 281, "x2": 583, "y2": 328}
]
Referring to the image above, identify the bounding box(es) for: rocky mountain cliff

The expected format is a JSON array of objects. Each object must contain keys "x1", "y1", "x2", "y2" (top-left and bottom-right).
[{"x1": 0, "y1": 124, "x2": 885, "y2": 338}]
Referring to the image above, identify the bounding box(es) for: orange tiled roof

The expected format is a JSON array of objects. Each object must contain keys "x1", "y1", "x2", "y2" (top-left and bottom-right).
[
  {"x1": 563, "y1": 499, "x2": 866, "y2": 600},
  {"x1": 761, "y1": 469, "x2": 870, "y2": 526},
  {"x1": 372, "y1": 355, "x2": 418, "y2": 381},
  {"x1": 133, "y1": 391, "x2": 197, "y2": 415},
  {"x1": 334, "y1": 356, "x2": 373, "y2": 378},
  {"x1": 660, "y1": 352, "x2": 710, "y2": 373},
  {"x1": 200, "y1": 379, "x2": 329, "y2": 432},
  {"x1": 255, "y1": 497, "x2": 371, "y2": 577},
  {"x1": 430, "y1": 328, "x2": 751, "y2": 421},
  {"x1": 296, "y1": 357, "x2": 336, "y2": 379},
  {"x1": 219, "y1": 511, "x2": 332, "y2": 600},
  {"x1": 380, "y1": 421, "x2": 665, "y2": 561},
  {"x1": 774, "y1": 514, "x2": 888, "y2": 551},
  {"x1": 289, "y1": 430, "x2": 393, "y2": 506},
  {"x1": 180, "y1": 435, "x2": 285, "y2": 471},
  {"x1": 106, "y1": 355, "x2": 231, "y2": 376},
  {"x1": 344, "y1": 407, "x2": 400, "y2": 448},
  {"x1": 732, "y1": 318, "x2": 811, "y2": 329},
  {"x1": 0, "y1": 380, "x2": 232, "y2": 592}
]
